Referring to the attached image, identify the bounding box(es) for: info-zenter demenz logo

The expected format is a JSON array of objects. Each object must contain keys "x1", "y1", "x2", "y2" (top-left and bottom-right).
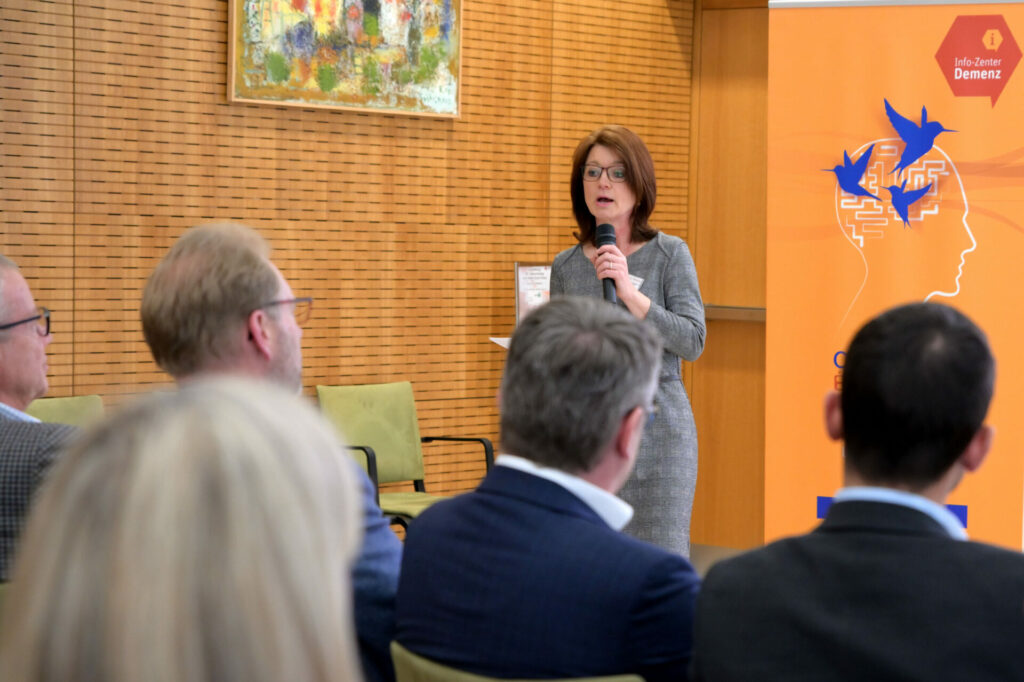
[{"x1": 936, "y1": 15, "x2": 1021, "y2": 106}]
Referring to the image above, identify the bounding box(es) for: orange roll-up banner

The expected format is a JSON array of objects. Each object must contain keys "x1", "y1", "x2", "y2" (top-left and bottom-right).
[{"x1": 767, "y1": 2, "x2": 1024, "y2": 549}]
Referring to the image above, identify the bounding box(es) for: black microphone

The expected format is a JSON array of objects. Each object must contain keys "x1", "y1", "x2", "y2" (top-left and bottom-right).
[{"x1": 595, "y1": 223, "x2": 618, "y2": 304}]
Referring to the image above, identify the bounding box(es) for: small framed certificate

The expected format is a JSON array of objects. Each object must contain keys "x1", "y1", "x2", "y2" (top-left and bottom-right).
[{"x1": 515, "y1": 263, "x2": 551, "y2": 325}]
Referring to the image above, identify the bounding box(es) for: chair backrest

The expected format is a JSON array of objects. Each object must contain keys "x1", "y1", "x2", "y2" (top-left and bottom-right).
[
  {"x1": 316, "y1": 382, "x2": 425, "y2": 484},
  {"x1": 25, "y1": 394, "x2": 104, "y2": 426},
  {"x1": 391, "y1": 642, "x2": 644, "y2": 682}
]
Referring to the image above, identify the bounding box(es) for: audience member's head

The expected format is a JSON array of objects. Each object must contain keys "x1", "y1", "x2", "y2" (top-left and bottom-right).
[
  {"x1": 0, "y1": 377, "x2": 364, "y2": 682},
  {"x1": 0, "y1": 254, "x2": 52, "y2": 411},
  {"x1": 831, "y1": 301, "x2": 994, "y2": 491},
  {"x1": 141, "y1": 222, "x2": 307, "y2": 390},
  {"x1": 500, "y1": 296, "x2": 661, "y2": 485}
]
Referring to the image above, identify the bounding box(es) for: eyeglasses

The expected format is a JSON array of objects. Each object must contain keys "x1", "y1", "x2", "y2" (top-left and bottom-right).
[
  {"x1": 259, "y1": 297, "x2": 313, "y2": 325},
  {"x1": 583, "y1": 164, "x2": 628, "y2": 183},
  {"x1": 0, "y1": 307, "x2": 50, "y2": 337}
]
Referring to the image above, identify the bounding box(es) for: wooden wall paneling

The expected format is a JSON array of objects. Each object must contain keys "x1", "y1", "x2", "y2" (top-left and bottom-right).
[
  {"x1": 693, "y1": 7, "x2": 767, "y2": 308},
  {"x1": 4, "y1": 0, "x2": 697, "y2": 498},
  {"x1": 702, "y1": 0, "x2": 768, "y2": 9},
  {"x1": 547, "y1": 0, "x2": 695, "y2": 252},
  {"x1": 690, "y1": 319, "x2": 765, "y2": 548},
  {"x1": 689, "y1": 6, "x2": 768, "y2": 548},
  {"x1": 1, "y1": 0, "x2": 76, "y2": 395}
]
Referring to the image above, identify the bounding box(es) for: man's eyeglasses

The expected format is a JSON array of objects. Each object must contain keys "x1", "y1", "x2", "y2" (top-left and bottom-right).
[
  {"x1": 583, "y1": 164, "x2": 628, "y2": 183},
  {"x1": 259, "y1": 297, "x2": 313, "y2": 325},
  {"x1": 0, "y1": 307, "x2": 50, "y2": 337}
]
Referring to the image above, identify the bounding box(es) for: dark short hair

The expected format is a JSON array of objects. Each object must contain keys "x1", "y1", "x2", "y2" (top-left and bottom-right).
[
  {"x1": 841, "y1": 302, "x2": 994, "y2": 487},
  {"x1": 569, "y1": 125, "x2": 658, "y2": 245},
  {"x1": 500, "y1": 296, "x2": 662, "y2": 473}
]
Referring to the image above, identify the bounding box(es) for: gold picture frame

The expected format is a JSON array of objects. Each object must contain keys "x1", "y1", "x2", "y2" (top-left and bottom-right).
[{"x1": 228, "y1": 0, "x2": 461, "y2": 117}]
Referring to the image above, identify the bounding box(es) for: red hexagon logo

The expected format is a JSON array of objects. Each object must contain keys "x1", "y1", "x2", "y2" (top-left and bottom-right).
[{"x1": 935, "y1": 15, "x2": 1021, "y2": 106}]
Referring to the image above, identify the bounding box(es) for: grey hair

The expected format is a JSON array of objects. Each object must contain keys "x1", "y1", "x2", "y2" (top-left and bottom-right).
[
  {"x1": 500, "y1": 296, "x2": 662, "y2": 473},
  {"x1": 0, "y1": 253, "x2": 20, "y2": 322},
  {"x1": 0, "y1": 377, "x2": 364, "y2": 682}
]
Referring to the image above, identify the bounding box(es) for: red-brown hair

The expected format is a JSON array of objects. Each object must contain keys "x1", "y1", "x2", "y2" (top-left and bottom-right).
[{"x1": 570, "y1": 125, "x2": 658, "y2": 244}]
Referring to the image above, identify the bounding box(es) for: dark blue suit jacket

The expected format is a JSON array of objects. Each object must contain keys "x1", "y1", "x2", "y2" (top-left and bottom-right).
[
  {"x1": 351, "y1": 463, "x2": 403, "y2": 682},
  {"x1": 396, "y1": 465, "x2": 700, "y2": 681},
  {"x1": 694, "y1": 501, "x2": 1024, "y2": 681}
]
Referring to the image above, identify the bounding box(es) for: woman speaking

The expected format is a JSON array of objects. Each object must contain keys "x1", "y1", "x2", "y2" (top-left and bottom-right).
[{"x1": 550, "y1": 125, "x2": 705, "y2": 556}]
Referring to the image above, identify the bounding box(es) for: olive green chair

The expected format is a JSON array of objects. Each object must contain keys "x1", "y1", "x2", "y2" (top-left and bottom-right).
[
  {"x1": 391, "y1": 642, "x2": 644, "y2": 682},
  {"x1": 316, "y1": 381, "x2": 492, "y2": 527},
  {"x1": 26, "y1": 394, "x2": 104, "y2": 426}
]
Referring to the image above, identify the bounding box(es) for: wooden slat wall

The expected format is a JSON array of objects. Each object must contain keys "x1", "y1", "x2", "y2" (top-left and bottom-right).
[
  {"x1": 689, "y1": 4, "x2": 767, "y2": 549},
  {"x1": 1, "y1": 2, "x2": 76, "y2": 396},
  {"x1": 2, "y1": 0, "x2": 694, "y2": 497}
]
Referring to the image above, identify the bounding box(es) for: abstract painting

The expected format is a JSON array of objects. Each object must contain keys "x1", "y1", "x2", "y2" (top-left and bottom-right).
[{"x1": 229, "y1": 0, "x2": 460, "y2": 116}]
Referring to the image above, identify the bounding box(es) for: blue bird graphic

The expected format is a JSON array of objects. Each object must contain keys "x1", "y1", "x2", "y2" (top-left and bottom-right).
[
  {"x1": 824, "y1": 144, "x2": 880, "y2": 201},
  {"x1": 884, "y1": 99, "x2": 955, "y2": 178},
  {"x1": 884, "y1": 180, "x2": 932, "y2": 227}
]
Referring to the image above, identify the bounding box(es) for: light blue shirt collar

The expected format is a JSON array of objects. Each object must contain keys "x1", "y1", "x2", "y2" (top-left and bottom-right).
[
  {"x1": 496, "y1": 454, "x2": 634, "y2": 530},
  {"x1": 0, "y1": 401, "x2": 40, "y2": 423},
  {"x1": 834, "y1": 486, "x2": 967, "y2": 540}
]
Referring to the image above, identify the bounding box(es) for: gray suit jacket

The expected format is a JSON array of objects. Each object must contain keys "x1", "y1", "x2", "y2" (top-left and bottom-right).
[{"x1": 0, "y1": 415, "x2": 77, "y2": 581}]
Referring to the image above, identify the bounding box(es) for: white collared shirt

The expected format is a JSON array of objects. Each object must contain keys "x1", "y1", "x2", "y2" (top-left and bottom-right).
[
  {"x1": 496, "y1": 454, "x2": 634, "y2": 530},
  {"x1": 0, "y1": 401, "x2": 39, "y2": 423},
  {"x1": 833, "y1": 486, "x2": 967, "y2": 540}
]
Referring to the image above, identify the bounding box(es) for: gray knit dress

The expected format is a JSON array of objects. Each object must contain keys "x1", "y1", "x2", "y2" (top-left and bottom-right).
[{"x1": 550, "y1": 231, "x2": 705, "y2": 556}]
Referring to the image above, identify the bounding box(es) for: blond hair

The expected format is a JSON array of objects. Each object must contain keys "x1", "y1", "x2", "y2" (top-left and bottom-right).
[
  {"x1": 141, "y1": 222, "x2": 280, "y2": 378},
  {"x1": 0, "y1": 377, "x2": 364, "y2": 682}
]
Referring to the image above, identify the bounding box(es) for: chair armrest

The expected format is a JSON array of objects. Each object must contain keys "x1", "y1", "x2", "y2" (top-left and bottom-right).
[
  {"x1": 421, "y1": 436, "x2": 494, "y2": 471},
  {"x1": 345, "y1": 445, "x2": 380, "y2": 507}
]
